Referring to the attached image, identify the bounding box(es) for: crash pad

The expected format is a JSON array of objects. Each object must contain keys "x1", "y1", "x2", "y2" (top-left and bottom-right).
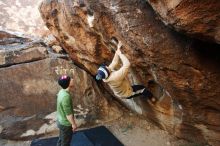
[{"x1": 31, "y1": 126, "x2": 123, "y2": 146}]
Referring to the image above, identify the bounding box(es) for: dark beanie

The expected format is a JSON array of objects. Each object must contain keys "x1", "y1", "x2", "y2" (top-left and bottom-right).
[
  {"x1": 58, "y1": 75, "x2": 71, "y2": 89},
  {"x1": 96, "y1": 66, "x2": 110, "y2": 80}
]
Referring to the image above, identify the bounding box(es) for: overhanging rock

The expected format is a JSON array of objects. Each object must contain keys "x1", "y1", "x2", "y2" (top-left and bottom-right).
[{"x1": 40, "y1": 0, "x2": 220, "y2": 145}]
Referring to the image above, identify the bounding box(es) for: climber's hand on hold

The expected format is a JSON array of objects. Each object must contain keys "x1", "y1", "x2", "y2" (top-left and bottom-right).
[
  {"x1": 116, "y1": 41, "x2": 123, "y2": 55},
  {"x1": 117, "y1": 41, "x2": 123, "y2": 49}
]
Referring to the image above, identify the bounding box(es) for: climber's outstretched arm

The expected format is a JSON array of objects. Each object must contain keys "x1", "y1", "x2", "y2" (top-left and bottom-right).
[
  {"x1": 110, "y1": 42, "x2": 131, "y2": 81},
  {"x1": 116, "y1": 41, "x2": 130, "y2": 68},
  {"x1": 108, "y1": 42, "x2": 122, "y2": 71}
]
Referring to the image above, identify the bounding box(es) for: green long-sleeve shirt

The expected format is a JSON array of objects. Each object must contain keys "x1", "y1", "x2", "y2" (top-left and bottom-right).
[{"x1": 57, "y1": 89, "x2": 73, "y2": 126}]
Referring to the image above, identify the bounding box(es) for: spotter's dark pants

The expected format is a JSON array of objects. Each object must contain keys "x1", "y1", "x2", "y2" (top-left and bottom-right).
[
  {"x1": 126, "y1": 85, "x2": 153, "y2": 99},
  {"x1": 56, "y1": 122, "x2": 73, "y2": 146}
]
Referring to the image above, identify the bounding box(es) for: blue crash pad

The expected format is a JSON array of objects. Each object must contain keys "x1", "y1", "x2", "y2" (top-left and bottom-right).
[{"x1": 31, "y1": 126, "x2": 124, "y2": 146}]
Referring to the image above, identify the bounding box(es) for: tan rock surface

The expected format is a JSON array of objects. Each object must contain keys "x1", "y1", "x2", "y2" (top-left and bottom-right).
[{"x1": 147, "y1": 0, "x2": 220, "y2": 44}]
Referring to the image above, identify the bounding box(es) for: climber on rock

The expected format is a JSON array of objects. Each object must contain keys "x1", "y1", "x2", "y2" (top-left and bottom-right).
[{"x1": 95, "y1": 39, "x2": 155, "y2": 102}]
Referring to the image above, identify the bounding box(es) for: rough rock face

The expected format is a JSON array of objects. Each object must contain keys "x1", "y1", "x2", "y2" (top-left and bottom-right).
[
  {"x1": 40, "y1": 0, "x2": 220, "y2": 145},
  {"x1": 146, "y1": 0, "x2": 220, "y2": 44},
  {"x1": 0, "y1": 0, "x2": 49, "y2": 37},
  {"x1": 0, "y1": 31, "x2": 47, "y2": 67},
  {"x1": 0, "y1": 31, "x2": 121, "y2": 140}
]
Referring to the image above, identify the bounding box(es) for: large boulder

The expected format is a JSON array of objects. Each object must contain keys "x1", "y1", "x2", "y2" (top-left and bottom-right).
[
  {"x1": 146, "y1": 0, "x2": 220, "y2": 44},
  {"x1": 0, "y1": 31, "x2": 121, "y2": 140},
  {"x1": 0, "y1": 31, "x2": 47, "y2": 67},
  {"x1": 40, "y1": 0, "x2": 220, "y2": 145}
]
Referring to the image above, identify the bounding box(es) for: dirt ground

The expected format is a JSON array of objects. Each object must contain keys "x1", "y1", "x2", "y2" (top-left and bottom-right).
[
  {"x1": 0, "y1": 111, "x2": 201, "y2": 146},
  {"x1": 105, "y1": 113, "x2": 196, "y2": 146}
]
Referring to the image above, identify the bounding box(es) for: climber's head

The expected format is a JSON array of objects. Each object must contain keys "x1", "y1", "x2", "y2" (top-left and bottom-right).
[
  {"x1": 96, "y1": 65, "x2": 110, "y2": 80},
  {"x1": 58, "y1": 75, "x2": 72, "y2": 89}
]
